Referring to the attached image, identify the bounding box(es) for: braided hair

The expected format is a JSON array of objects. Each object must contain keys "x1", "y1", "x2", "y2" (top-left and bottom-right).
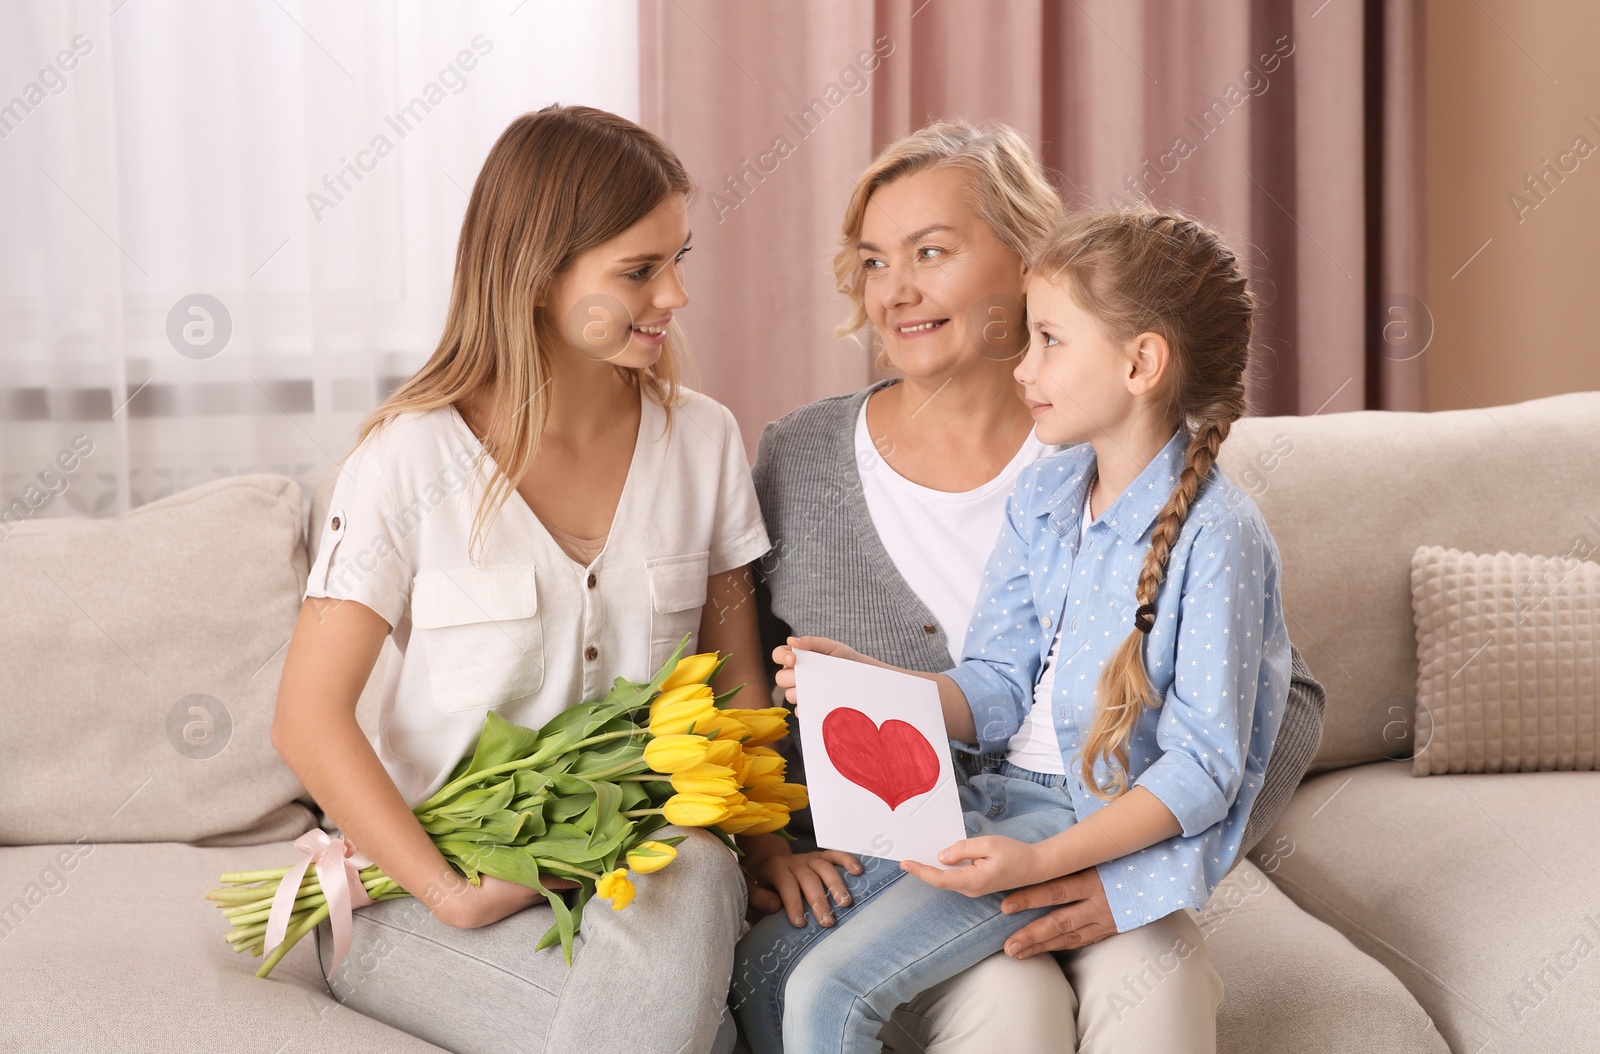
[{"x1": 1030, "y1": 207, "x2": 1255, "y2": 799}]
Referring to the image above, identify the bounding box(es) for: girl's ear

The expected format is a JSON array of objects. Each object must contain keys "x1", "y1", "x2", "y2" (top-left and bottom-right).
[{"x1": 1125, "y1": 331, "x2": 1171, "y2": 397}]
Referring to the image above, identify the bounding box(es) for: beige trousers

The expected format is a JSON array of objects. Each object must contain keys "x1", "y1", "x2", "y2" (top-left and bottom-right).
[{"x1": 879, "y1": 910, "x2": 1222, "y2": 1054}]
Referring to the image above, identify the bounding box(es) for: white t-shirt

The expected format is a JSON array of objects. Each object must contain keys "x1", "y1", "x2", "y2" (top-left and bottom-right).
[
  {"x1": 1004, "y1": 492, "x2": 1093, "y2": 774},
  {"x1": 855, "y1": 399, "x2": 1049, "y2": 664},
  {"x1": 304, "y1": 387, "x2": 771, "y2": 806}
]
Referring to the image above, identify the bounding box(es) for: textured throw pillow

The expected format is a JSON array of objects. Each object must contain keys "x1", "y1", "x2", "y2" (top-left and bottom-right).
[
  {"x1": 1410, "y1": 545, "x2": 1599, "y2": 775},
  {"x1": 0, "y1": 475, "x2": 317, "y2": 845}
]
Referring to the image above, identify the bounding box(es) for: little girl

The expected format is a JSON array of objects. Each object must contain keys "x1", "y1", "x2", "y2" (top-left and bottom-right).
[{"x1": 734, "y1": 207, "x2": 1293, "y2": 1054}]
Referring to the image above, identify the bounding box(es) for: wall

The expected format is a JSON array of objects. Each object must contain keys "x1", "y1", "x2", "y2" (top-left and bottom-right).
[{"x1": 1425, "y1": 0, "x2": 1600, "y2": 410}]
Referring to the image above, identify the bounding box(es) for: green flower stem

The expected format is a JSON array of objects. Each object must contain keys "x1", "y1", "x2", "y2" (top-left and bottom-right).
[
  {"x1": 216, "y1": 873, "x2": 397, "y2": 927},
  {"x1": 418, "y1": 729, "x2": 645, "y2": 811},
  {"x1": 533, "y1": 861, "x2": 601, "y2": 881},
  {"x1": 620, "y1": 808, "x2": 665, "y2": 819},
  {"x1": 217, "y1": 867, "x2": 294, "y2": 885},
  {"x1": 255, "y1": 901, "x2": 331, "y2": 979}
]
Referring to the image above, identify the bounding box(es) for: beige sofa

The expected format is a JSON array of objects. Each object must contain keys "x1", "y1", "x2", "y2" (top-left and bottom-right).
[{"x1": 3, "y1": 391, "x2": 1595, "y2": 1053}]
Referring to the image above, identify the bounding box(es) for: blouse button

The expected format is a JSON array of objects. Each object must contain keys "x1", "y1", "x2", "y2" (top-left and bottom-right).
[
  {"x1": 330, "y1": 516, "x2": 340, "y2": 531},
  {"x1": 584, "y1": 645, "x2": 599, "y2": 661},
  {"x1": 586, "y1": 573, "x2": 597, "y2": 589},
  {"x1": 1041, "y1": 616, "x2": 1052, "y2": 629},
  {"x1": 922, "y1": 623, "x2": 937, "y2": 634}
]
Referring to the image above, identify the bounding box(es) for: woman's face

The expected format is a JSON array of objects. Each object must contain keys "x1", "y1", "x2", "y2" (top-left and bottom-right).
[
  {"x1": 1014, "y1": 274, "x2": 1144, "y2": 447},
  {"x1": 856, "y1": 167, "x2": 1027, "y2": 376},
  {"x1": 543, "y1": 194, "x2": 692, "y2": 369}
]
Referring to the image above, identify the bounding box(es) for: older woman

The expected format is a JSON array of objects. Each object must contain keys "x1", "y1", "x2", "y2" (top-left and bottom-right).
[{"x1": 740, "y1": 120, "x2": 1326, "y2": 1051}]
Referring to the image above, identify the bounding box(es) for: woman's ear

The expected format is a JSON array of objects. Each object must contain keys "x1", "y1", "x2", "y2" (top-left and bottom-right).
[{"x1": 1124, "y1": 331, "x2": 1171, "y2": 398}]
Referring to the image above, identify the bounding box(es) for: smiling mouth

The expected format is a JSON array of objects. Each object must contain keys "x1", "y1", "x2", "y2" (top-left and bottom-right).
[
  {"x1": 897, "y1": 319, "x2": 948, "y2": 335},
  {"x1": 632, "y1": 323, "x2": 668, "y2": 336}
]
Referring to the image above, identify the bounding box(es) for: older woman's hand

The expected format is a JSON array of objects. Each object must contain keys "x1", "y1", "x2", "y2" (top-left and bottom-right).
[{"x1": 998, "y1": 868, "x2": 1119, "y2": 959}]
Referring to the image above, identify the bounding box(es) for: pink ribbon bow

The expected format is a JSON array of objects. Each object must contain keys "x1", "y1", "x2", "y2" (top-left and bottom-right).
[{"x1": 264, "y1": 830, "x2": 374, "y2": 976}]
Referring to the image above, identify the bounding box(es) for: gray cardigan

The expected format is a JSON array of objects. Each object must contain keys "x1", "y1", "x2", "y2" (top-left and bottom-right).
[{"x1": 752, "y1": 378, "x2": 1326, "y2": 859}]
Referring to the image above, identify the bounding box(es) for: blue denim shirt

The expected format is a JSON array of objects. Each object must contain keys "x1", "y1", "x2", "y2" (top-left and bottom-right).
[{"x1": 944, "y1": 429, "x2": 1292, "y2": 931}]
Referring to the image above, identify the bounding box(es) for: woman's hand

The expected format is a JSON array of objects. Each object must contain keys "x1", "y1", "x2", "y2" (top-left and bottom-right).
[
  {"x1": 900, "y1": 835, "x2": 1047, "y2": 898},
  {"x1": 745, "y1": 845, "x2": 865, "y2": 928},
  {"x1": 433, "y1": 873, "x2": 578, "y2": 929},
  {"x1": 998, "y1": 868, "x2": 1119, "y2": 958},
  {"x1": 772, "y1": 635, "x2": 868, "y2": 705},
  {"x1": 741, "y1": 832, "x2": 863, "y2": 927}
]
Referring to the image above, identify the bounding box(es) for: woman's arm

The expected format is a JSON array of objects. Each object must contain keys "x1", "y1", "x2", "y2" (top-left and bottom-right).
[
  {"x1": 270, "y1": 596, "x2": 551, "y2": 928},
  {"x1": 698, "y1": 564, "x2": 767, "y2": 707}
]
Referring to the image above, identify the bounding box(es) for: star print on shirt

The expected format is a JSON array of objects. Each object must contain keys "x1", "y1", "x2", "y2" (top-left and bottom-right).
[{"x1": 942, "y1": 429, "x2": 1294, "y2": 933}]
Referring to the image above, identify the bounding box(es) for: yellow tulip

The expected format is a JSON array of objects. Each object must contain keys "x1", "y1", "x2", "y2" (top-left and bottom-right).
[
  {"x1": 697, "y1": 710, "x2": 753, "y2": 741},
  {"x1": 670, "y1": 762, "x2": 741, "y2": 798},
  {"x1": 718, "y1": 799, "x2": 785, "y2": 836},
  {"x1": 596, "y1": 868, "x2": 636, "y2": 910},
  {"x1": 702, "y1": 738, "x2": 743, "y2": 768},
  {"x1": 736, "y1": 751, "x2": 786, "y2": 789},
  {"x1": 625, "y1": 840, "x2": 678, "y2": 875},
  {"x1": 648, "y1": 688, "x2": 717, "y2": 738},
  {"x1": 739, "y1": 804, "x2": 792, "y2": 836},
  {"x1": 662, "y1": 791, "x2": 737, "y2": 827},
  {"x1": 643, "y1": 734, "x2": 710, "y2": 774},
  {"x1": 748, "y1": 782, "x2": 809, "y2": 811},
  {"x1": 653, "y1": 682, "x2": 716, "y2": 712},
  {"x1": 660, "y1": 652, "x2": 720, "y2": 692},
  {"x1": 729, "y1": 707, "x2": 791, "y2": 748}
]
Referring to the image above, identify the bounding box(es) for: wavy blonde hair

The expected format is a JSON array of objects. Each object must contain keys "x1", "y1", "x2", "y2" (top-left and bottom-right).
[
  {"x1": 1034, "y1": 207, "x2": 1256, "y2": 799},
  {"x1": 831, "y1": 119, "x2": 1063, "y2": 371},
  {"x1": 354, "y1": 104, "x2": 692, "y2": 559}
]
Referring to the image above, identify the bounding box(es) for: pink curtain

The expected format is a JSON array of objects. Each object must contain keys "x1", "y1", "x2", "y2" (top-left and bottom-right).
[{"x1": 640, "y1": 0, "x2": 1427, "y2": 452}]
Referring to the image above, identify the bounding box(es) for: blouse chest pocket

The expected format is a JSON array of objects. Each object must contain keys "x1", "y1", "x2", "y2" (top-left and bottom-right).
[
  {"x1": 646, "y1": 551, "x2": 710, "y2": 672},
  {"x1": 409, "y1": 565, "x2": 545, "y2": 712}
]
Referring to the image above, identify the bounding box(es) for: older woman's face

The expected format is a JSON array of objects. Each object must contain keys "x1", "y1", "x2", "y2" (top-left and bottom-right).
[{"x1": 856, "y1": 167, "x2": 1027, "y2": 375}]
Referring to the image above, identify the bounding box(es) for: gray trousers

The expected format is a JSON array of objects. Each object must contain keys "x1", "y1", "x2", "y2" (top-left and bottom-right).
[{"x1": 313, "y1": 827, "x2": 744, "y2": 1054}]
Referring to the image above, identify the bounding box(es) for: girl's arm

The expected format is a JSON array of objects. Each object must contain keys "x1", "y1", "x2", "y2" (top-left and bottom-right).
[
  {"x1": 271, "y1": 596, "x2": 556, "y2": 928},
  {"x1": 902, "y1": 786, "x2": 1181, "y2": 895},
  {"x1": 772, "y1": 637, "x2": 978, "y2": 743}
]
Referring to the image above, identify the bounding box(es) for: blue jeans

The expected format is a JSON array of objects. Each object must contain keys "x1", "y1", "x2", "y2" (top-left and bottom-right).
[{"x1": 732, "y1": 761, "x2": 1079, "y2": 1054}]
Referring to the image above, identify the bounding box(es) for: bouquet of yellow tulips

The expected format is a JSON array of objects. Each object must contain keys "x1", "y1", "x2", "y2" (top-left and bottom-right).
[{"x1": 206, "y1": 637, "x2": 805, "y2": 977}]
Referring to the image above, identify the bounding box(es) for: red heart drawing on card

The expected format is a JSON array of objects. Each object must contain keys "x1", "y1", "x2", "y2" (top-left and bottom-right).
[{"x1": 821, "y1": 707, "x2": 940, "y2": 810}]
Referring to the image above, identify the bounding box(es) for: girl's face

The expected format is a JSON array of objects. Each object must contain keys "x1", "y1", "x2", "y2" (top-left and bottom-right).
[
  {"x1": 1014, "y1": 274, "x2": 1164, "y2": 447},
  {"x1": 857, "y1": 166, "x2": 1028, "y2": 374},
  {"x1": 543, "y1": 194, "x2": 692, "y2": 369}
]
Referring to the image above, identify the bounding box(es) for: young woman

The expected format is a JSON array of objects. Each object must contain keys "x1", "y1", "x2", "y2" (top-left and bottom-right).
[
  {"x1": 270, "y1": 105, "x2": 770, "y2": 1054},
  {"x1": 743, "y1": 122, "x2": 1325, "y2": 1052},
  {"x1": 741, "y1": 205, "x2": 1290, "y2": 1054}
]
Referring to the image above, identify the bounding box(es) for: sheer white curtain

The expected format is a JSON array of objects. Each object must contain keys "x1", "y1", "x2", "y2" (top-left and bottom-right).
[{"x1": 0, "y1": 0, "x2": 638, "y2": 519}]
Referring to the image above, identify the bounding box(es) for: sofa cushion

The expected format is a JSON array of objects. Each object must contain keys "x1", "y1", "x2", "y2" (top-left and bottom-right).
[
  {"x1": 1263, "y1": 760, "x2": 1600, "y2": 1053},
  {"x1": 1201, "y1": 860, "x2": 1447, "y2": 1054},
  {"x1": 0, "y1": 840, "x2": 448, "y2": 1053},
  {"x1": 1411, "y1": 545, "x2": 1599, "y2": 775},
  {"x1": 0, "y1": 475, "x2": 316, "y2": 846},
  {"x1": 1218, "y1": 391, "x2": 1600, "y2": 772}
]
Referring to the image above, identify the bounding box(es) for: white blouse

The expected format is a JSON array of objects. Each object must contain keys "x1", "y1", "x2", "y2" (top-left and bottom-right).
[
  {"x1": 854, "y1": 399, "x2": 1048, "y2": 664},
  {"x1": 304, "y1": 387, "x2": 771, "y2": 806}
]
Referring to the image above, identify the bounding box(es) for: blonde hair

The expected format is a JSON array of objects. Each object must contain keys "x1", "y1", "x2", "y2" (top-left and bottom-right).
[
  {"x1": 353, "y1": 105, "x2": 692, "y2": 559},
  {"x1": 1033, "y1": 206, "x2": 1256, "y2": 799},
  {"x1": 831, "y1": 119, "x2": 1063, "y2": 371}
]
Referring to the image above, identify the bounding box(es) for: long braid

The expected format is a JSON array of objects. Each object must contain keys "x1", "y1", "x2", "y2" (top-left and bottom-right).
[
  {"x1": 1078, "y1": 416, "x2": 1232, "y2": 797},
  {"x1": 1035, "y1": 206, "x2": 1255, "y2": 801}
]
